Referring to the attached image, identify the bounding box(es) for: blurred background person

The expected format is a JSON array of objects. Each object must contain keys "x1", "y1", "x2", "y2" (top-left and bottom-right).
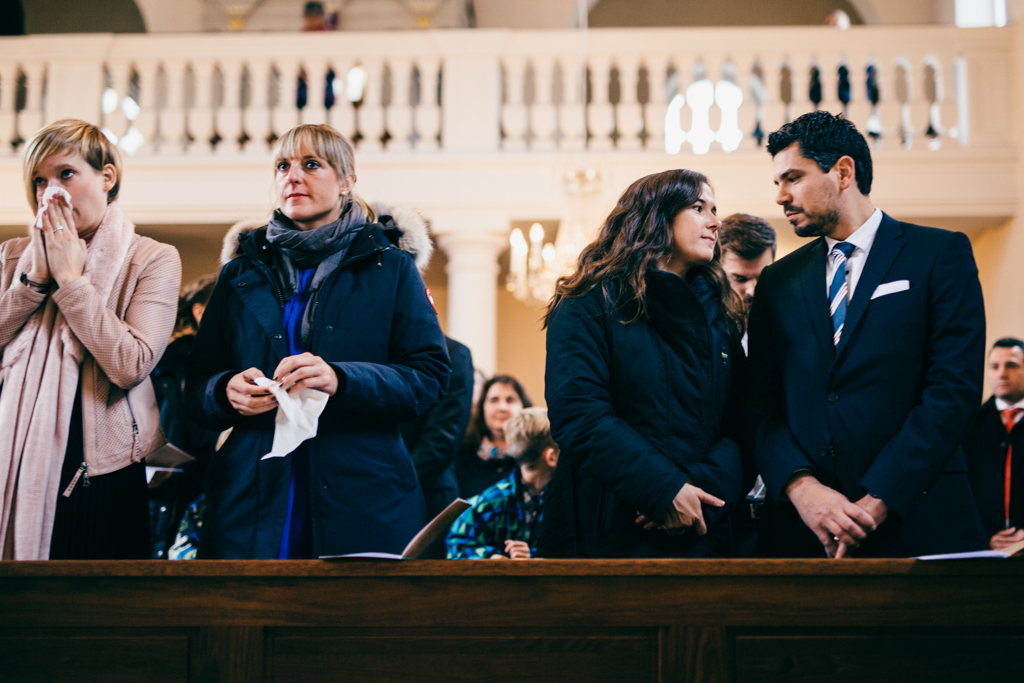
[
  {"x1": 455, "y1": 374, "x2": 531, "y2": 499},
  {"x1": 447, "y1": 407, "x2": 559, "y2": 559},
  {"x1": 184, "y1": 124, "x2": 450, "y2": 559},
  {"x1": 380, "y1": 202, "x2": 474, "y2": 557},
  {"x1": 149, "y1": 273, "x2": 220, "y2": 559},
  {"x1": 302, "y1": 1, "x2": 326, "y2": 30},
  {"x1": 0, "y1": 119, "x2": 181, "y2": 560},
  {"x1": 544, "y1": 169, "x2": 748, "y2": 559},
  {"x1": 718, "y1": 212, "x2": 776, "y2": 555},
  {"x1": 964, "y1": 338, "x2": 1024, "y2": 551}
]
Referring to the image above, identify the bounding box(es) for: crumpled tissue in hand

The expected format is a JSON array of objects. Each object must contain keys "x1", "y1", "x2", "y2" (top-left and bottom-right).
[
  {"x1": 254, "y1": 376, "x2": 330, "y2": 460},
  {"x1": 36, "y1": 187, "x2": 73, "y2": 228}
]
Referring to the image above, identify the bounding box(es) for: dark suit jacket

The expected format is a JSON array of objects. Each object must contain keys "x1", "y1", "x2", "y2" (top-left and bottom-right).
[
  {"x1": 748, "y1": 213, "x2": 987, "y2": 557},
  {"x1": 401, "y1": 336, "x2": 474, "y2": 519},
  {"x1": 963, "y1": 397, "x2": 1024, "y2": 539}
]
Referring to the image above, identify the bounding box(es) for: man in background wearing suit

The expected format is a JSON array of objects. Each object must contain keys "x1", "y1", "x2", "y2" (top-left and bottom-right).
[
  {"x1": 749, "y1": 111, "x2": 987, "y2": 558},
  {"x1": 963, "y1": 338, "x2": 1024, "y2": 551}
]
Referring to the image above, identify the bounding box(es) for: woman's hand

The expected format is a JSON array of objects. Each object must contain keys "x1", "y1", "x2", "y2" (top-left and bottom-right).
[
  {"x1": 642, "y1": 482, "x2": 725, "y2": 536},
  {"x1": 41, "y1": 195, "x2": 87, "y2": 287},
  {"x1": 27, "y1": 219, "x2": 51, "y2": 285},
  {"x1": 273, "y1": 352, "x2": 339, "y2": 396},
  {"x1": 226, "y1": 367, "x2": 278, "y2": 416}
]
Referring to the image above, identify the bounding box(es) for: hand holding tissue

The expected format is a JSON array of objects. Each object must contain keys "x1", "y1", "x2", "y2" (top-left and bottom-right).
[
  {"x1": 253, "y1": 376, "x2": 330, "y2": 460},
  {"x1": 36, "y1": 187, "x2": 72, "y2": 228}
]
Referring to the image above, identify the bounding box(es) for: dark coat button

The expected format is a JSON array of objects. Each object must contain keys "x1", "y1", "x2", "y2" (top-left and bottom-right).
[
  {"x1": 827, "y1": 392, "x2": 839, "y2": 402},
  {"x1": 273, "y1": 334, "x2": 282, "y2": 340},
  {"x1": 326, "y1": 325, "x2": 334, "y2": 332}
]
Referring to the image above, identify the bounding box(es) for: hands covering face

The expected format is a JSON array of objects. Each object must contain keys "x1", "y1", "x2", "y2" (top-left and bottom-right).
[{"x1": 35, "y1": 194, "x2": 87, "y2": 287}]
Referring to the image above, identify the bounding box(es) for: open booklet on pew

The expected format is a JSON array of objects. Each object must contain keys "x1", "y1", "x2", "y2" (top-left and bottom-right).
[
  {"x1": 916, "y1": 538, "x2": 1024, "y2": 560},
  {"x1": 319, "y1": 497, "x2": 471, "y2": 560}
]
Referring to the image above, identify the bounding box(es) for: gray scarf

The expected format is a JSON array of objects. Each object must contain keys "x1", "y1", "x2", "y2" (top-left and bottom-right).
[{"x1": 266, "y1": 198, "x2": 368, "y2": 297}]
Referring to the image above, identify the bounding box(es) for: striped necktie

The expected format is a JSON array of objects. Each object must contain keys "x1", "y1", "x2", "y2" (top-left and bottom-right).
[{"x1": 828, "y1": 242, "x2": 856, "y2": 346}]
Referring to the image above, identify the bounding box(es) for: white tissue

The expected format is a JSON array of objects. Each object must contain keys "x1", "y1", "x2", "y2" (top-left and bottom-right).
[
  {"x1": 35, "y1": 187, "x2": 73, "y2": 228},
  {"x1": 254, "y1": 376, "x2": 330, "y2": 460}
]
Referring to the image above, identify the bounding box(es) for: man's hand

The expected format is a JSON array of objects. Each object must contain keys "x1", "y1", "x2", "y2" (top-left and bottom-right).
[
  {"x1": 990, "y1": 527, "x2": 1024, "y2": 551},
  {"x1": 273, "y1": 352, "x2": 339, "y2": 396},
  {"x1": 635, "y1": 482, "x2": 725, "y2": 536},
  {"x1": 786, "y1": 473, "x2": 876, "y2": 558},
  {"x1": 854, "y1": 494, "x2": 889, "y2": 526},
  {"x1": 226, "y1": 368, "x2": 278, "y2": 416},
  {"x1": 504, "y1": 540, "x2": 531, "y2": 560}
]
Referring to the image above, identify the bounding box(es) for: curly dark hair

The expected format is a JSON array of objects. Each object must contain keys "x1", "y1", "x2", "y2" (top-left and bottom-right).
[
  {"x1": 767, "y1": 111, "x2": 873, "y2": 195},
  {"x1": 543, "y1": 169, "x2": 744, "y2": 343}
]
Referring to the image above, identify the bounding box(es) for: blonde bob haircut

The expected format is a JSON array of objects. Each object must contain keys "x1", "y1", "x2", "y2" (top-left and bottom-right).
[
  {"x1": 274, "y1": 124, "x2": 376, "y2": 223},
  {"x1": 23, "y1": 119, "x2": 122, "y2": 213}
]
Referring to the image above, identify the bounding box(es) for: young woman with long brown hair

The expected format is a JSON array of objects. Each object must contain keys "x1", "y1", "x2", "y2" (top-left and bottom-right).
[{"x1": 542, "y1": 169, "x2": 749, "y2": 558}]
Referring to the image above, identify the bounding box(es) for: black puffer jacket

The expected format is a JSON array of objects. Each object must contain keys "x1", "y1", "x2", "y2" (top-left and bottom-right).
[{"x1": 543, "y1": 270, "x2": 748, "y2": 558}]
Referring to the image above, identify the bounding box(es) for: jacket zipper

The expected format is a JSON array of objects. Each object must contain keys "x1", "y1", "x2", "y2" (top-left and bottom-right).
[{"x1": 62, "y1": 462, "x2": 90, "y2": 498}]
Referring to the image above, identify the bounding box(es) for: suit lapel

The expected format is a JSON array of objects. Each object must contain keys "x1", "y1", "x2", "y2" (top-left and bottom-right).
[
  {"x1": 834, "y1": 213, "x2": 904, "y2": 360},
  {"x1": 799, "y1": 238, "x2": 835, "y2": 360}
]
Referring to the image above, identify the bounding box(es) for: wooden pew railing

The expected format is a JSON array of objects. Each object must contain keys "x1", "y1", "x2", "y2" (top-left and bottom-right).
[{"x1": 1, "y1": 559, "x2": 1022, "y2": 682}]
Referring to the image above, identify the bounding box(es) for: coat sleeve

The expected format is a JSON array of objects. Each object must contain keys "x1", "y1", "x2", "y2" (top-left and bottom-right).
[
  {"x1": 747, "y1": 265, "x2": 817, "y2": 501},
  {"x1": 408, "y1": 340, "x2": 474, "y2": 481},
  {"x1": 0, "y1": 239, "x2": 49, "y2": 353},
  {"x1": 53, "y1": 244, "x2": 181, "y2": 390},
  {"x1": 545, "y1": 294, "x2": 689, "y2": 525},
  {"x1": 859, "y1": 231, "x2": 986, "y2": 517},
  {"x1": 327, "y1": 252, "x2": 451, "y2": 423},
  {"x1": 445, "y1": 503, "x2": 499, "y2": 560},
  {"x1": 184, "y1": 263, "x2": 245, "y2": 431}
]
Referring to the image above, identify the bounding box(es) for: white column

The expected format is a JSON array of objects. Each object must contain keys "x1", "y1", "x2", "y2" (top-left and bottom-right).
[{"x1": 434, "y1": 220, "x2": 508, "y2": 376}]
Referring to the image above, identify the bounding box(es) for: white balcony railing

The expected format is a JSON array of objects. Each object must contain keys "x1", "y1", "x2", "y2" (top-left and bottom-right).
[{"x1": 0, "y1": 26, "x2": 1014, "y2": 161}]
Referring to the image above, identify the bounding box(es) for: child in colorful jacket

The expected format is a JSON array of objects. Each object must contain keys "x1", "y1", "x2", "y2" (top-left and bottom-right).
[{"x1": 446, "y1": 408, "x2": 559, "y2": 559}]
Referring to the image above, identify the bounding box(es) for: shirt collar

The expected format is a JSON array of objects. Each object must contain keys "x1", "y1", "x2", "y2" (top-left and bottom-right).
[
  {"x1": 995, "y1": 396, "x2": 1024, "y2": 412},
  {"x1": 825, "y1": 207, "x2": 883, "y2": 254}
]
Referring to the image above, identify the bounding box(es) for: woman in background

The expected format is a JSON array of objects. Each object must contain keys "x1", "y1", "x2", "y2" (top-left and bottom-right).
[
  {"x1": 455, "y1": 375, "x2": 531, "y2": 499},
  {"x1": 0, "y1": 119, "x2": 180, "y2": 560},
  {"x1": 185, "y1": 124, "x2": 450, "y2": 559},
  {"x1": 149, "y1": 273, "x2": 219, "y2": 558},
  {"x1": 543, "y1": 169, "x2": 749, "y2": 559}
]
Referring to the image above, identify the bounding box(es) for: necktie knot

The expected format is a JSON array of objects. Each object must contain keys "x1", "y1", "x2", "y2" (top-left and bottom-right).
[
  {"x1": 832, "y1": 241, "x2": 855, "y2": 259},
  {"x1": 1003, "y1": 408, "x2": 1022, "y2": 433}
]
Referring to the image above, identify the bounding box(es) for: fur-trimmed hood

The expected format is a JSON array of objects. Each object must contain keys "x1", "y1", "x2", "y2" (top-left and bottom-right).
[{"x1": 220, "y1": 201, "x2": 433, "y2": 271}]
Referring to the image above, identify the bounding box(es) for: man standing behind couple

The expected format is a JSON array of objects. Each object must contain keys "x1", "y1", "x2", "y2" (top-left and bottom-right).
[{"x1": 750, "y1": 111, "x2": 987, "y2": 558}]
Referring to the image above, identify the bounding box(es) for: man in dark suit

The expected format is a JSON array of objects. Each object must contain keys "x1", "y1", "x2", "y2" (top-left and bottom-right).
[
  {"x1": 749, "y1": 111, "x2": 987, "y2": 558},
  {"x1": 963, "y1": 338, "x2": 1024, "y2": 551}
]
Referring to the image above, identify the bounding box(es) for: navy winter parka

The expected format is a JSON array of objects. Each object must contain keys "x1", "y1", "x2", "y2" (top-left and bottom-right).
[{"x1": 184, "y1": 219, "x2": 450, "y2": 559}]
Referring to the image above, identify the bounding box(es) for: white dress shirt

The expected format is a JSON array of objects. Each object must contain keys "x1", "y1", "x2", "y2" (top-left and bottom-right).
[
  {"x1": 995, "y1": 396, "x2": 1024, "y2": 426},
  {"x1": 824, "y1": 208, "x2": 883, "y2": 299}
]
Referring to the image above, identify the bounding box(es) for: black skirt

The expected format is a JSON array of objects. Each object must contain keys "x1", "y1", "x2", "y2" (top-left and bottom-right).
[{"x1": 48, "y1": 388, "x2": 150, "y2": 560}]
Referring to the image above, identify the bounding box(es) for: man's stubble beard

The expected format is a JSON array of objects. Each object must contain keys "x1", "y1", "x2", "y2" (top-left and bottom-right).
[{"x1": 793, "y1": 204, "x2": 842, "y2": 238}]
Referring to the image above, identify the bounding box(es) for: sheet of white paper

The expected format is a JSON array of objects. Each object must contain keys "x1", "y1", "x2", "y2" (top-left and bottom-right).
[
  {"x1": 145, "y1": 466, "x2": 184, "y2": 483},
  {"x1": 35, "y1": 187, "x2": 72, "y2": 228},
  {"x1": 915, "y1": 550, "x2": 1008, "y2": 560},
  {"x1": 254, "y1": 376, "x2": 330, "y2": 460}
]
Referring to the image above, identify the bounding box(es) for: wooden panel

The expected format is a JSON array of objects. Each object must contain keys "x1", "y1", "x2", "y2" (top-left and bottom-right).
[
  {"x1": 735, "y1": 632, "x2": 1024, "y2": 683},
  {"x1": 0, "y1": 633, "x2": 191, "y2": 683},
  {"x1": 198, "y1": 626, "x2": 264, "y2": 683},
  {"x1": 268, "y1": 628, "x2": 657, "y2": 683}
]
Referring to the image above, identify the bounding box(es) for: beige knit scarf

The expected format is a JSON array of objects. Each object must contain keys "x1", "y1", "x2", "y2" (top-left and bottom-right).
[{"x1": 0, "y1": 203, "x2": 134, "y2": 560}]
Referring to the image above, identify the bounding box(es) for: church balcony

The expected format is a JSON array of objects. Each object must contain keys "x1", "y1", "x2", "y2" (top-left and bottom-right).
[{"x1": 0, "y1": 25, "x2": 1016, "y2": 230}]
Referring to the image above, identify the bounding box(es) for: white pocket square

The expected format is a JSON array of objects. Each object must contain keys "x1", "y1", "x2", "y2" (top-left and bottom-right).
[{"x1": 871, "y1": 280, "x2": 910, "y2": 300}]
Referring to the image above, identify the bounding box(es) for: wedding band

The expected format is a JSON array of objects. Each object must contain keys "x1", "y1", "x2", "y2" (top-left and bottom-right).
[{"x1": 54, "y1": 226, "x2": 65, "y2": 232}]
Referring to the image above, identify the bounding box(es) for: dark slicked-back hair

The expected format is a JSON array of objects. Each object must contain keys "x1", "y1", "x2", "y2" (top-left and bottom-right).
[
  {"x1": 720, "y1": 213, "x2": 777, "y2": 261},
  {"x1": 767, "y1": 111, "x2": 873, "y2": 195},
  {"x1": 993, "y1": 337, "x2": 1024, "y2": 353}
]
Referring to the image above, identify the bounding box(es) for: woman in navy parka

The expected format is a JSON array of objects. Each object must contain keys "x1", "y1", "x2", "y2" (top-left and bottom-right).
[{"x1": 184, "y1": 125, "x2": 450, "y2": 559}]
